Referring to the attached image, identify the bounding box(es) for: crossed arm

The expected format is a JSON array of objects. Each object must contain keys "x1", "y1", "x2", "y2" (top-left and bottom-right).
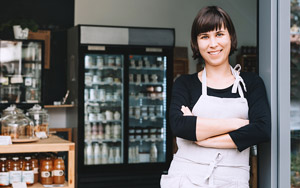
[{"x1": 181, "y1": 106, "x2": 249, "y2": 149}]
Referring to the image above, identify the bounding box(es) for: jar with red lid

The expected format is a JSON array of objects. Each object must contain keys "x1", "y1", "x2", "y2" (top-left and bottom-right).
[{"x1": 40, "y1": 157, "x2": 53, "y2": 185}]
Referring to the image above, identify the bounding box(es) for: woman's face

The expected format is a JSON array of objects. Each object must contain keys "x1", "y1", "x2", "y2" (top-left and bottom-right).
[{"x1": 197, "y1": 26, "x2": 231, "y2": 67}]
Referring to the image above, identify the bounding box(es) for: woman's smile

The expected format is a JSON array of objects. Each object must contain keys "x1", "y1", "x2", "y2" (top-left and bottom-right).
[{"x1": 208, "y1": 49, "x2": 223, "y2": 55}]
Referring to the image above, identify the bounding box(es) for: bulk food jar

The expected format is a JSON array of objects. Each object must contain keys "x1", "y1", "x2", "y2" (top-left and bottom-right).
[
  {"x1": 1, "y1": 105, "x2": 34, "y2": 140},
  {"x1": 27, "y1": 104, "x2": 49, "y2": 137}
]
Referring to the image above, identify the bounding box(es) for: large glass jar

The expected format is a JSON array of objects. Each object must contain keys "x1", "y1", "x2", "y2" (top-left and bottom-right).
[
  {"x1": 1, "y1": 106, "x2": 34, "y2": 139},
  {"x1": 27, "y1": 104, "x2": 49, "y2": 137}
]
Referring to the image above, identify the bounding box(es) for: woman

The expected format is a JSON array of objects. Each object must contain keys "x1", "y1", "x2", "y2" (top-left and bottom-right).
[{"x1": 161, "y1": 6, "x2": 271, "y2": 188}]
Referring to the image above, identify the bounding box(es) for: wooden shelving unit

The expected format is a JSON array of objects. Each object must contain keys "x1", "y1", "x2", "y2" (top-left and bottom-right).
[
  {"x1": 0, "y1": 136, "x2": 75, "y2": 188},
  {"x1": 173, "y1": 47, "x2": 189, "y2": 80},
  {"x1": 236, "y1": 54, "x2": 258, "y2": 73}
]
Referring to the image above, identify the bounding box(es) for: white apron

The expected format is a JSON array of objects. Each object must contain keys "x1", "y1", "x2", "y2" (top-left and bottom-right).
[{"x1": 161, "y1": 66, "x2": 250, "y2": 188}]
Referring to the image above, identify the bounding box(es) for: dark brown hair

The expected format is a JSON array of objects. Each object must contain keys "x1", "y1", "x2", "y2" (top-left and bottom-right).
[{"x1": 191, "y1": 6, "x2": 237, "y2": 60}]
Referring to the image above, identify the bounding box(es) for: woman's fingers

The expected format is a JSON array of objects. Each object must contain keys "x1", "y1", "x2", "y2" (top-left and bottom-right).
[{"x1": 181, "y1": 106, "x2": 193, "y2": 116}]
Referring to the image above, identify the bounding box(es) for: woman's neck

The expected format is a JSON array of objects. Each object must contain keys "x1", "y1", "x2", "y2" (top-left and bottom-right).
[
  {"x1": 199, "y1": 63, "x2": 235, "y2": 89},
  {"x1": 205, "y1": 63, "x2": 232, "y2": 80}
]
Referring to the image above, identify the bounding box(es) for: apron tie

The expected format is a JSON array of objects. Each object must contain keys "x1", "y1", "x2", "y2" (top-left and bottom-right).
[
  {"x1": 204, "y1": 152, "x2": 223, "y2": 187},
  {"x1": 231, "y1": 64, "x2": 247, "y2": 98}
]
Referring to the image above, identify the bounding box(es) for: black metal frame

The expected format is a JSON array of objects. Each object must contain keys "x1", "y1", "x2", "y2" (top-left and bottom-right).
[{"x1": 77, "y1": 44, "x2": 173, "y2": 174}]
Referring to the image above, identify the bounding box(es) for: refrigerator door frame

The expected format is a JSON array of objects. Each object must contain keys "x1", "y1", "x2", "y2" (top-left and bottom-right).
[{"x1": 126, "y1": 45, "x2": 174, "y2": 168}]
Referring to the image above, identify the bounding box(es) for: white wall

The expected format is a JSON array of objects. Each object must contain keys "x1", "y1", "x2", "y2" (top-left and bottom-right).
[
  {"x1": 75, "y1": 0, "x2": 257, "y2": 73},
  {"x1": 48, "y1": 108, "x2": 68, "y2": 128}
]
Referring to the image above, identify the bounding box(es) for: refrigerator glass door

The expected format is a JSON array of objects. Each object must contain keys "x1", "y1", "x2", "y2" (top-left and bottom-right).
[
  {"x1": 0, "y1": 40, "x2": 42, "y2": 103},
  {"x1": 128, "y1": 55, "x2": 167, "y2": 163},
  {"x1": 84, "y1": 54, "x2": 124, "y2": 165}
]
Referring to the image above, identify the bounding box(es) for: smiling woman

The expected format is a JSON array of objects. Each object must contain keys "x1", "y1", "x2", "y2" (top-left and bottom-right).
[{"x1": 161, "y1": 6, "x2": 271, "y2": 188}]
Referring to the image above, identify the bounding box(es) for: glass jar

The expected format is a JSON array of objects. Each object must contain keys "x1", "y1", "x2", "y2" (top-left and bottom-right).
[
  {"x1": 25, "y1": 88, "x2": 39, "y2": 102},
  {"x1": 53, "y1": 157, "x2": 65, "y2": 185},
  {"x1": 6, "y1": 156, "x2": 12, "y2": 171},
  {"x1": 0, "y1": 157, "x2": 9, "y2": 186},
  {"x1": 27, "y1": 104, "x2": 49, "y2": 137},
  {"x1": 1, "y1": 106, "x2": 34, "y2": 140},
  {"x1": 9, "y1": 157, "x2": 21, "y2": 184},
  {"x1": 30, "y1": 155, "x2": 39, "y2": 183},
  {"x1": 40, "y1": 157, "x2": 53, "y2": 185},
  {"x1": 0, "y1": 85, "x2": 20, "y2": 103},
  {"x1": 22, "y1": 157, "x2": 34, "y2": 185}
]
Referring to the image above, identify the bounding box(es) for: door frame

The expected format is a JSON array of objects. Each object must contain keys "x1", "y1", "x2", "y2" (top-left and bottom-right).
[{"x1": 258, "y1": 0, "x2": 290, "y2": 187}]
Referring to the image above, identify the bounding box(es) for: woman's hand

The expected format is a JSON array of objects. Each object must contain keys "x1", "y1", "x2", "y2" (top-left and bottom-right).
[{"x1": 181, "y1": 106, "x2": 193, "y2": 116}]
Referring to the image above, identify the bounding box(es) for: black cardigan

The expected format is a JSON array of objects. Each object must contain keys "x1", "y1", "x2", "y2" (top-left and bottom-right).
[{"x1": 169, "y1": 72, "x2": 271, "y2": 152}]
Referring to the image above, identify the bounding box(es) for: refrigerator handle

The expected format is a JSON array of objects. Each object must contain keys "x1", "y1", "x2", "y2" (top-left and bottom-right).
[{"x1": 70, "y1": 55, "x2": 76, "y2": 82}]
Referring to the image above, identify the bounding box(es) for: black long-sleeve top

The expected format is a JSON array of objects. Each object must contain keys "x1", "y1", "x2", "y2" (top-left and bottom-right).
[{"x1": 169, "y1": 72, "x2": 271, "y2": 152}]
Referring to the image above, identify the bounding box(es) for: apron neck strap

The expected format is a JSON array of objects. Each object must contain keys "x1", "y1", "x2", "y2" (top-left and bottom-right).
[
  {"x1": 231, "y1": 64, "x2": 247, "y2": 98},
  {"x1": 202, "y1": 64, "x2": 247, "y2": 98}
]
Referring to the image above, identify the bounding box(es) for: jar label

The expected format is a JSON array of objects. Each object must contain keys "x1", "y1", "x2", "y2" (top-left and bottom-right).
[
  {"x1": 52, "y1": 170, "x2": 64, "y2": 176},
  {"x1": 34, "y1": 167, "x2": 39, "y2": 174},
  {"x1": 41, "y1": 171, "x2": 51, "y2": 178},
  {"x1": 9, "y1": 171, "x2": 22, "y2": 184},
  {"x1": 22, "y1": 171, "x2": 34, "y2": 184},
  {"x1": 0, "y1": 172, "x2": 9, "y2": 186}
]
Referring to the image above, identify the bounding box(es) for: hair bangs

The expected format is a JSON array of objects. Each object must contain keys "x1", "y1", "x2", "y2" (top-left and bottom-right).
[{"x1": 196, "y1": 10, "x2": 228, "y2": 35}]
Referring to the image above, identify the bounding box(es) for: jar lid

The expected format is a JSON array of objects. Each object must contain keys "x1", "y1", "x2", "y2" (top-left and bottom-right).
[
  {"x1": 2, "y1": 104, "x2": 23, "y2": 116},
  {"x1": 3, "y1": 112, "x2": 33, "y2": 126},
  {"x1": 28, "y1": 104, "x2": 48, "y2": 114}
]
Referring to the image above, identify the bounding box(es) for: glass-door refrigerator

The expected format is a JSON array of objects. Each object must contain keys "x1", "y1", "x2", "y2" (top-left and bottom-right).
[
  {"x1": 67, "y1": 25, "x2": 174, "y2": 187},
  {"x1": 0, "y1": 39, "x2": 44, "y2": 109}
]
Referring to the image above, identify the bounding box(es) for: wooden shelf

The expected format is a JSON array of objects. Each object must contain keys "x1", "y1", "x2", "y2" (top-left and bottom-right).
[
  {"x1": 2, "y1": 182, "x2": 69, "y2": 188},
  {"x1": 0, "y1": 136, "x2": 75, "y2": 188},
  {"x1": 44, "y1": 104, "x2": 74, "y2": 108},
  {"x1": 239, "y1": 54, "x2": 256, "y2": 57}
]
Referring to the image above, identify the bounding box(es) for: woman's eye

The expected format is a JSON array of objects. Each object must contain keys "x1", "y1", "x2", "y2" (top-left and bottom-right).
[
  {"x1": 200, "y1": 36, "x2": 208, "y2": 39},
  {"x1": 216, "y1": 33, "x2": 223, "y2": 37}
]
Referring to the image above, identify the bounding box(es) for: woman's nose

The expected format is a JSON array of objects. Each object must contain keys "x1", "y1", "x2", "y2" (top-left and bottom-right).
[{"x1": 209, "y1": 37, "x2": 218, "y2": 47}]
